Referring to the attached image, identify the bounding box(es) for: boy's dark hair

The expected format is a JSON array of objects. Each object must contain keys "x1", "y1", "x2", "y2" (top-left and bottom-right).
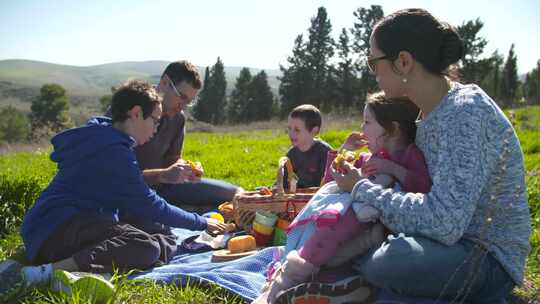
[
  {"x1": 289, "y1": 104, "x2": 322, "y2": 132},
  {"x1": 111, "y1": 80, "x2": 162, "y2": 123},
  {"x1": 373, "y1": 8, "x2": 464, "y2": 79},
  {"x1": 163, "y1": 60, "x2": 202, "y2": 89},
  {"x1": 366, "y1": 92, "x2": 420, "y2": 143}
]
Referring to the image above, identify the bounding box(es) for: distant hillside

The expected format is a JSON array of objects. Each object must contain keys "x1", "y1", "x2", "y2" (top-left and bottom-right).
[{"x1": 0, "y1": 59, "x2": 281, "y2": 105}]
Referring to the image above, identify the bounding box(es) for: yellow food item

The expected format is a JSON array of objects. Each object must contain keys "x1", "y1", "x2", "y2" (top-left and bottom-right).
[
  {"x1": 185, "y1": 160, "x2": 203, "y2": 177},
  {"x1": 332, "y1": 150, "x2": 358, "y2": 172},
  {"x1": 228, "y1": 235, "x2": 256, "y2": 253},
  {"x1": 210, "y1": 213, "x2": 224, "y2": 223}
]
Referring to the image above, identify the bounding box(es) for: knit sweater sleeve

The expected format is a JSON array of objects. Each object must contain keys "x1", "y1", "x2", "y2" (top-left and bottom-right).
[{"x1": 351, "y1": 103, "x2": 490, "y2": 245}]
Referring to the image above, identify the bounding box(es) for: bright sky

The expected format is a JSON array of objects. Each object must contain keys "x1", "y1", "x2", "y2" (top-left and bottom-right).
[{"x1": 1, "y1": 0, "x2": 539, "y2": 74}]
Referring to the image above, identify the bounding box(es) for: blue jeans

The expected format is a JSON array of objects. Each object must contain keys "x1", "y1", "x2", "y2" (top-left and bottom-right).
[
  {"x1": 353, "y1": 234, "x2": 515, "y2": 304},
  {"x1": 157, "y1": 178, "x2": 239, "y2": 212}
]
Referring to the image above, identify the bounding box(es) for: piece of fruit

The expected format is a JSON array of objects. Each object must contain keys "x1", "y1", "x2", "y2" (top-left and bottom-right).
[
  {"x1": 332, "y1": 150, "x2": 359, "y2": 173},
  {"x1": 185, "y1": 160, "x2": 203, "y2": 177}
]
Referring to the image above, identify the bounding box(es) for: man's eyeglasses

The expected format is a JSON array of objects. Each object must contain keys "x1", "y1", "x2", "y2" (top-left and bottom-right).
[
  {"x1": 367, "y1": 55, "x2": 393, "y2": 73},
  {"x1": 163, "y1": 74, "x2": 197, "y2": 106}
]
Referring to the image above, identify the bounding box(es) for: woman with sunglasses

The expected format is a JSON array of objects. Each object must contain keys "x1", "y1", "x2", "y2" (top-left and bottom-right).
[{"x1": 283, "y1": 8, "x2": 531, "y2": 304}]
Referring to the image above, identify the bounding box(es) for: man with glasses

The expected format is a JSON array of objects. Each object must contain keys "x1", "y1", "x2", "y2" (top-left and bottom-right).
[{"x1": 129, "y1": 60, "x2": 240, "y2": 213}]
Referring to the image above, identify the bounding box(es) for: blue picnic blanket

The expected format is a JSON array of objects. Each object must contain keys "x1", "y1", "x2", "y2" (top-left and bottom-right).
[
  {"x1": 129, "y1": 228, "x2": 272, "y2": 301},
  {"x1": 130, "y1": 228, "x2": 448, "y2": 303}
]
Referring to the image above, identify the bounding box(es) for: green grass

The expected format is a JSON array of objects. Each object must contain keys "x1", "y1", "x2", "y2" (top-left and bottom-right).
[{"x1": 0, "y1": 106, "x2": 539, "y2": 303}]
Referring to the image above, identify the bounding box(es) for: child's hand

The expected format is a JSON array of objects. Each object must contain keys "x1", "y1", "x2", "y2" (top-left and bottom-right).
[
  {"x1": 362, "y1": 158, "x2": 397, "y2": 177},
  {"x1": 331, "y1": 161, "x2": 362, "y2": 192},
  {"x1": 342, "y1": 132, "x2": 368, "y2": 151}
]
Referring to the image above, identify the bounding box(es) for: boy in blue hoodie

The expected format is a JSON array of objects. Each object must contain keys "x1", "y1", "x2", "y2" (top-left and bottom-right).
[{"x1": 0, "y1": 80, "x2": 227, "y2": 296}]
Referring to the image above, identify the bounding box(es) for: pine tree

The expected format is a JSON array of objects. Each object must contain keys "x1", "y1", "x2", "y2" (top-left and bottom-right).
[
  {"x1": 192, "y1": 59, "x2": 227, "y2": 125},
  {"x1": 335, "y1": 28, "x2": 357, "y2": 111},
  {"x1": 305, "y1": 6, "x2": 335, "y2": 111},
  {"x1": 279, "y1": 34, "x2": 311, "y2": 117},
  {"x1": 248, "y1": 70, "x2": 274, "y2": 121},
  {"x1": 501, "y1": 44, "x2": 519, "y2": 108},
  {"x1": 457, "y1": 18, "x2": 488, "y2": 84},
  {"x1": 350, "y1": 5, "x2": 384, "y2": 101},
  {"x1": 524, "y1": 59, "x2": 540, "y2": 105},
  {"x1": 228, "y1": 67, "x2": 252, "y2": 123},
  {"x1": 192, "y1": 67, "x2": 212, "y2": 123},
  {"x1": 209, "y1": 57, "x2": 227, "y2": 124},
  {"x1": 479, "y1": 51, "x2": 503, "y2": 102},
  {"x1": 279, "y1": 7, "x2": 335, "y2": 116}
]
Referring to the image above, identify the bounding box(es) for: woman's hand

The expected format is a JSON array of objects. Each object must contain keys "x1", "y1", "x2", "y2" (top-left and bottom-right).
[
  {"x1": 342, "y1": 132, "x2": 368, "y2": 151},
  {"x1": 331, "y1": 161, "x2": 363, "y2": 192}
]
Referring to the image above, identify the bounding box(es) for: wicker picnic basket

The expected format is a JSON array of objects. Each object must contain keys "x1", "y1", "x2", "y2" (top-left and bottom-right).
[
  {"x1": 232, "y1": 157, "x2": 319, "y2": 231},
  {"x1": 233, "y1": 187, "x2": 318, "y2": 231}
]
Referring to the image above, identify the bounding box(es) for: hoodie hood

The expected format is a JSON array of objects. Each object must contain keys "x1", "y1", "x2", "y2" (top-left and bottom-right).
[{"x1": 50, "y1": 116, "x2": 135, "y2": 167}]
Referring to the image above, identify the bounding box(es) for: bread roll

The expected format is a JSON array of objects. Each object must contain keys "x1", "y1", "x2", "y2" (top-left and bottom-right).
[{"x1": 227, "y1": 235, "x2": 256, "y2": 253}]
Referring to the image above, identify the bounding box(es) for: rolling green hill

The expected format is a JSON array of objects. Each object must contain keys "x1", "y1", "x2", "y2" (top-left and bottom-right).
[{"x1": 0, "y1": 59, "x2": 281, "y2": 104}]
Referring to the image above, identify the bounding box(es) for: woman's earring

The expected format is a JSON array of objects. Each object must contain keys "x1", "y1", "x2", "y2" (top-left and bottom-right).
[{"x1": 402, "y1": 78, "x2": 408, "y2": 83}]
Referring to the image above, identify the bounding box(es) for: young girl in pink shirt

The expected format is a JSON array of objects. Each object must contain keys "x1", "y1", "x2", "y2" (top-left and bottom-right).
[{"x1": 254, "y1": 92, "x2": 432, "y2": 304}]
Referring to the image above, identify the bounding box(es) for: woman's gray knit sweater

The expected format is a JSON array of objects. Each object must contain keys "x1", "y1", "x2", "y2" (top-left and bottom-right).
[{"x1": 351, "y1": 83, "x2": 531, "y2": 284}]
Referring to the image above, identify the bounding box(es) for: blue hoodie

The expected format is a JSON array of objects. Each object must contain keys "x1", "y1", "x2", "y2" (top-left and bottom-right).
[{"x1": 21, "y1": 117, "x2": 207, "y2": 261}]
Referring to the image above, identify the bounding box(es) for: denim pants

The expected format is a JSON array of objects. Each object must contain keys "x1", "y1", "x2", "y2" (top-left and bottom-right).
[
  {"x1": 157, "y1": 178, "x2": 240, "y2": 212},
  {"x1": 353, "y1": 234, "x2": 515, "y2": 304}
]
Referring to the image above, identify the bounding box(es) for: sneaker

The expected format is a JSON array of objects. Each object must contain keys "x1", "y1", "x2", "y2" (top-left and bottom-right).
[
  {"x1": 0, "y1": 259, "x2": 25, "y2": 300},
  {"x1": 275, "y1": 275, "x2": 378, "y2": 304},
  {"x1": 52, "y1": 269, "x2": 115, "y2": 303}
]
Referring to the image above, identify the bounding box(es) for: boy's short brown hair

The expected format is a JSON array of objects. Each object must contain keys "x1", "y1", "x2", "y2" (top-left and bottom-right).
[
  {"x1": 111, "y1": 80, "x2": 162, "y2": 123},
  {"x1": 289, "y1": 104, "x2": 322, "y2": 132}
]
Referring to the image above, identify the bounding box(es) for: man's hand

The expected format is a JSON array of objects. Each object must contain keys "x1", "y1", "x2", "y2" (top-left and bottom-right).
[
  {"x1": 159, "y1": 160, "x2": 203, "y2": 184},
  {"x1": 331, "y1": 161, "x2": 363, "y2": 192},
  {"x1": 206, "y1": 218, "x2": 229, "y2": 234}
]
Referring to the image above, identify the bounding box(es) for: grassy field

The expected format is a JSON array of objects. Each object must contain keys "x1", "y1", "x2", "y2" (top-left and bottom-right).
[{"x1": 0, "y1": 106, "x2": 539, "y2": 303}]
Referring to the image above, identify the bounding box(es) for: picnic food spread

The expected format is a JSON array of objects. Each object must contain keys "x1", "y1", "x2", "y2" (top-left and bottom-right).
[{"x1": 208, "y1": 157, "x2": 318, "y2": 261}]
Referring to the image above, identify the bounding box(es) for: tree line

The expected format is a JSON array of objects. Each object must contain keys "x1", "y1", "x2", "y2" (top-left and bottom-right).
[
  {"x1": 192, "y1": 5, "x2": 540, "y2": 124},
  {"x1": 2, "y1": 5, "x2": 540, "y2": 144}
]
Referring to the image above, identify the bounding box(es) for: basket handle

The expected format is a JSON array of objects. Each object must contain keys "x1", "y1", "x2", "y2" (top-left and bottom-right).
[
  {"x1": 285, "y1": 200, "x2": 299, "y2": 221},
  {"x1": 276, "y1": 157, "x2": 287, "y2": 195},
  {"x1": 277, "y1": 157, "x2": 298, "y2": 194}
]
